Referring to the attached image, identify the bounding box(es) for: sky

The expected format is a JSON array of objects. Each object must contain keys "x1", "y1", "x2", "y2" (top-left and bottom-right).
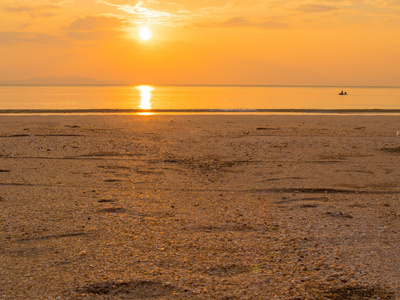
[{"x1": 1, "y1": 0, "x2": 400, "y2": 86}]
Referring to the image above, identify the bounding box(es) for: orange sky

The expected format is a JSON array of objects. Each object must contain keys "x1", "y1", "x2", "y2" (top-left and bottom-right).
[{"x1": 1, "y1": 0, "x2": 400, "y2": 85}]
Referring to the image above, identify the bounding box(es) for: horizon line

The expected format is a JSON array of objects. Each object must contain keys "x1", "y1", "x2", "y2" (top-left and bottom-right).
[{"x1": 1, "y1": 84, "x2": 400, "y2": 88}]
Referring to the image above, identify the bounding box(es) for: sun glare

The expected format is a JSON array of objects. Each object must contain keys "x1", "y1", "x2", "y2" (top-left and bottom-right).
[
  {"x1": 138, "y1": 26, "x2": 152, "y2": 41},
  {"x1": 136, "y1": 85, "x2": 154, "y2": 115}
]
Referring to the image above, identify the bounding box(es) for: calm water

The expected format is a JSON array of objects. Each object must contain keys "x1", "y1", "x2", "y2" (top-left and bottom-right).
[{"x1": 0, "y1": 85, "x2": 400, "y2": 113}]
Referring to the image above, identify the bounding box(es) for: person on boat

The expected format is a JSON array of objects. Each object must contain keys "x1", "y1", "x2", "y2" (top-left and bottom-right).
[{"x1": 339, "y1": 91, "x2": 344, "y2": 95}]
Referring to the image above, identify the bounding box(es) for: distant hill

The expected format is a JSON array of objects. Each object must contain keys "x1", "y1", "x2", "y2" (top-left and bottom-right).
[{"x1": 0, "y1": 76, "x2": 127, "y2": 86}]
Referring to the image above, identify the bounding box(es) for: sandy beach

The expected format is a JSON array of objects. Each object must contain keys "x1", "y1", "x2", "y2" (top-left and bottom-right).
[{"x1": 1, "y1": 114, "x2": 400, "y2": 299}]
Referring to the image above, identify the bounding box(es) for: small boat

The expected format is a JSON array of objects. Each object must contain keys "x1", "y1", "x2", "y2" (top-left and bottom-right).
[{"x1": 339, "y1": 91, "x2": 348, "y2": 95}]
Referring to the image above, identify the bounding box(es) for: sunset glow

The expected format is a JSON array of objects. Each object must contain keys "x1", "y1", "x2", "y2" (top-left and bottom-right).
[{"x1": 1, "y1": 0, "x2": 400, "y2": 86}]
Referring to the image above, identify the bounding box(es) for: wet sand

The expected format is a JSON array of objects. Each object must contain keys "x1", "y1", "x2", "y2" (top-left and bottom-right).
[{"x1": 1, "y1": 114, "x2": 400, "y2": 299}]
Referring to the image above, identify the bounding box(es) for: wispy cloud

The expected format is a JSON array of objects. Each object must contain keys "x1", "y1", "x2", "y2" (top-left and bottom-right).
[
  {"x1": 66, "y1": 15, "x2": 128, "y2": 41},
  {"x1": 19, "y1": 23, "x2": 32, "y2": 30},
  {"x1": 367, "y1": 0, "x2": 400, "y2": 7},
  {"x1": 294, "y1": 4, "x2": 339, "y2": 13},
  {"x1": 0, "y1": 31, "x2": 62, "y2": 44},
  {"x1": 68, "y1": 15, "x2": 128, "y2": 31},
  {"x1": 3, "y1": 5, "x2": 60, "y2": 18},
  {"x1": 97, "y1": 0, "x2": 173, "y2": 24},
  {"x1": 66, "y1": 29, "x2": 123, "y2": 41},
  {"x1": 197, "y1": 16, "x2": 288, "y2": 29}
]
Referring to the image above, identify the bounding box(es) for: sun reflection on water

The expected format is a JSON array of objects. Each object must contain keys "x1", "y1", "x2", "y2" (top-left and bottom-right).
[{"x1": 136, "y1": 85, "x2": 154, "y2": 115}]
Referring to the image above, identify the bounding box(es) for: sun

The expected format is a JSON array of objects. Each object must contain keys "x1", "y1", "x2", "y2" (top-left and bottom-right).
[{"x1": 138, "y1": 26, "x2": 152, "y2": 41}]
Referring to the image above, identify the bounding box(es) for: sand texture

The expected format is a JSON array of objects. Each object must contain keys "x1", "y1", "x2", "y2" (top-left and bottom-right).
[{"x1": 1, "y1": 114, "x2": 400, "y2": 299}]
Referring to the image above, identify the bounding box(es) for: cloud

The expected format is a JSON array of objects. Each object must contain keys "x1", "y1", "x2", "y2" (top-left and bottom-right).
[
  {"x1": 20, "y1": 23, "x2": 32, "y2": 30},
  {"x1": 3, "y1": 4, "x2": 60, "y2": 18},
  {"x1": 365, "y1": 0, "x2": 400, "y2": 16},
  {"x1": 68, "y1": 16, "x2": 127, "y2": 31},
  {"x1": 369, "y1": 0, "x2": 400, "y2": 7},
  {"x1": 97, "y1": 0, "x2": 173, "y2": 24},
  {"x1": 0, "y1": 32, "x2": 62, "y2": 44},
  {"x1": 66, "y1": 29, "x2": 122, "y2": 41},
  {"x1": 66, "y1": 15, "x2": 128, "y2": 41},
  {"x1": 4, "y1": 6, "x2": 34, "y2": 12},
  {"x1": 295, "y1": 4, "x2": 339, "y2": 13},
  {"x1": 196, "y1": 17, "x2": 288, "y2": 29}
]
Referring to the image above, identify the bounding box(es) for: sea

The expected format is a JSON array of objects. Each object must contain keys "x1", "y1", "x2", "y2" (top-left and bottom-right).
[{"x1": 0, "y1": 85, "x2": 400, "y2": 114}]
